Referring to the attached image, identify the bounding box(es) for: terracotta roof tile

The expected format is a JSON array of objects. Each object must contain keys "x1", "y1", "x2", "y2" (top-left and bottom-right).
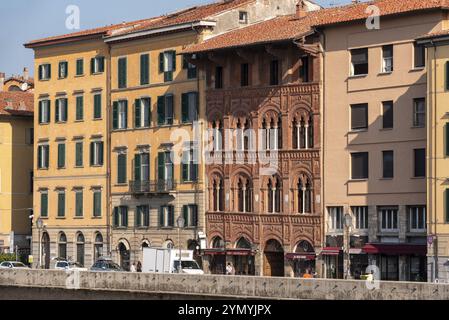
[{"x1": 0, "y1": 92, "x2": 34, "y2": 116}]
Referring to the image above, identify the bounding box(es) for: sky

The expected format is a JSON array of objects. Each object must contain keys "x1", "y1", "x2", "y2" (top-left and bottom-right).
[{"x1": 0, "y1": 0, "x2": 349, "y2": 77}]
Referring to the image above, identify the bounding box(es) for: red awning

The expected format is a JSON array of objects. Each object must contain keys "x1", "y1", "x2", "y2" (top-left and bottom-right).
[
  {"x1": 203, "y1": 249, "x2": 226, "y2": 256},
  {"x1": 320, "y1": 247, "x2": 342, "y2": 256},
  {"x1": 362, "y1": 243, "x2": 427, "y2": 256},
  {"x1": 203, "y1": 249, "x2": 254, "y2": 256},
  {"x1": 286, "y1": 253, "x2": 316, "y2": 260}
]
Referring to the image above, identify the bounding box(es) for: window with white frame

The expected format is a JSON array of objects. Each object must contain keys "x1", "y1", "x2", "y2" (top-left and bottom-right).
[
  {"x1": 183, "y1": 204, "x2": 198, "y2": 227},
  {"x1": 408, "y1": 206, "x2": 426, "y2": 232},
  {"x1": 55, "y1": 98, "x2": 68, "y2": 122},
  {"x1": 118, "y1": 100, "x2": 127, "y2": 129},
  {"x1": 38, "y1": 100, "x2": 50, "y2": 124},
  {"x1": 37, "y1": 144, "x2": 49, "y2": 169},
  {"x1": 38, "y1": 64, "x2": 51, "y2": 80},
  {"x1": 328, "y1": 207, "x2": 344, "y2": 231},
  {"x1": 379, "y1": 207, "x2": 398, "y2": 232},
  {"x1": 413, "y1": 98, "x2": 426, "y2": 128},
  {"x1": 239, "y1": 11, "x2": 248, "y2": 24},
  {"x1": 135, "y1": 97, "x2": 151, "y2": 128},
  {"x1": 160, "y1": 205, "x2": 174, "y2": 227},
  {"x1": 382, "y1": 45, "x2": 393, "y2": 73},
  {"x1": 352, "y1": 206, "x2": 368, "y2": 230},
  {"x1": 90, "y1": 141, "x2": 104, "y2": 166}
]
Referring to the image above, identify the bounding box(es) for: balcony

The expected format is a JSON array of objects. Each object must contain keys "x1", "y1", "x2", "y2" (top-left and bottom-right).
[{"x1": 129, "y1": 180, "x2": 177, "y2": 194}]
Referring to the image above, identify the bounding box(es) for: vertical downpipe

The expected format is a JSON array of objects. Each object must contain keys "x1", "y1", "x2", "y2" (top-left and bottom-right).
[{"x1": 106, "y1": 43, "x2": 112, "y2": 256}]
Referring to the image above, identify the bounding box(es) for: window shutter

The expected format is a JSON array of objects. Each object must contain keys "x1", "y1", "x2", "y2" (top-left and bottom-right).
[
  {"x1": 76, "y1": 96, "x2": 83, "y2": 120},
  {"x1": 181, "y1": 93, "x2": 189, "y2": 123},
  {"x1": 166, "y1": 95, "x2": 173, "y2": 125},
  {"x1": 112, "y1": 101, "x2": 118, "y2": 129},
  {"x1": 192, "y1": 205, "x2": 198, "y2": 227},
  {"x1": 192, "y1": 163, "x2": 198, "y2": 182},
  {"x1": 183, "y1": 206, "x2": 188, "y2": 227},
  {"x1": 118, "y1": 58, "x2": 127, "y2": 88},
  {"x1": 446, "y1": 189, "x2": 449, "y2": 223},
  {"x1": 45, "y1": 146, "x2": 49, "y2": 168},
  {"x1": 76, "y1": 59, "x2": 83, "y2": 75},
  {"x1": 123, "y1": 207, "x2": 128, "y2": 227},
  {"x1": 124, "y1": 100, "x2": 128, "y2": 129},
  {"x1": 193, "y1": 92, "x2": 199, "y2": 120},
  {"x1": 48, "y1": 64, "x2": 51, "y2": 79},
  {"x1": 113, "y1": 207, "x2": 119, "y2": 227},
  {"x1": 171, "y1": 51, "x2": 177, "y2": 71},
  {"x1": 134, "y1": 154, "x2": 141, "y2": 181},
  {"x1": 182, "y1": 161, "x2": 188, "y2": 182},
  {"x1": 38, "y1": 101, "x2": 43, "y2": 123},
  {"x1": 38, "y1": 65, "x2": 43, "y2": 80},
  {"x1": 446, "y1": 123, "x2": 449, "y2": 157},
  {"x1": 90, "y1": 58, "x2": 95, "y2": 74},
  {"x1": 94, "y1": 94, "x2": 101, "y2": 119},
  {"x1": 145, "y1": 97, "x2": 151, "y2": 126},
  {"x1": 157, "y1": 96, "x2": 165, "y2": 125},
  {"x1": 58, "y1": 144, "x2": 65, "y2": 168},
  {"x1": 159, "y1": 52, "x2": 164, "y2": 73},
  {"x1": 140, "y1": 54, "x2": 149, "y2": 85},
  {"x1": 94, "y1": 191, "x2": 101, "y2": 217},
  {"x1": 37, "y1": 146, "x2": 42, "y2": 169},
  {"x1": 76, "y1": 192, "x2": 83, "y2": 216},
  {"x1": 64, "y1": 98, "x2": 68, "y2": 121},
  {"x1": 46, "y1": 101, "x2": 51, "y2": 123},
  {"x1": 182, "y1": 55, "x2": 188, "y2": 69},
  {"x1": 41, "y1": 193, "x2": 48, "y2": 217},
  {"x1": 99, "y1": 57, "x2": 105, "y2": 72},
  {"x1": 55, "y1": 99, "x2": 60, "y2": 122},
  {"x1": 99, "y1": 142, "x2": 104, "y2": 165},
  {"x1": 118, "y1": 154, "x2": 127, "y2": 184},
  {"x1": 135, "y1": 99, "x2": 141, "y2": 128},
  {"x1": 90, "y1": 142, "x2": 94, "y2": 166},
  {"x1": 446, "y1": 62, "x2": 449, "y2": 91},
  {"x1": 58, "y1": 192, "x2": 65, "y2": 217},
  {"x1": 76, "y1": 143, "x2": 83, "y2": 166},
  {"x1": 169, "y1": 206, "x2": 174, "y2": 226},
  {"x1": 136, "y1": 207, "x2": 142, "y2": 227},
  {"x1": 158, "y1": 152, "x2": 165, "y2": 181},
  {"x1": 159, "y1": 207, "x2": 164, "y2": 227}
]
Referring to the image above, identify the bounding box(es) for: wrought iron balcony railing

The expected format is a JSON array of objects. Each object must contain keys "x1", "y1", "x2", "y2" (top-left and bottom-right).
[{"x1": 129, "y1": 180, "x2": 177, "y2": 194}]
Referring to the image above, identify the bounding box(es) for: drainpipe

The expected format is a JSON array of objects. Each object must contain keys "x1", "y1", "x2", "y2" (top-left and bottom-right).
[
  {"x1": 431, "y1": 40, "x2": 438, "y2": 281},
  {"x1": 106, "y1": 43, "x2": 112, "y2": 257}
]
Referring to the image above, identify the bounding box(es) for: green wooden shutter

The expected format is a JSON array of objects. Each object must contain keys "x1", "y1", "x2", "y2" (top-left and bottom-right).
[
  {"x1": 169, "y1": 206, "x2": 174, "y2": 226},
  {"x1": 193, "y1": 92, "x2": 199, "y2": 120},
  {"x1": 118, "y1": 58, "x2": 127, "y2": 88},
  {"x1": 113, "y1": 207, "x2": 119, "y2": 227},
  {"x1": 192, "y1": 205, "x2": 198, "y2": 226},
  {"x1": 90, "y1": 142, "x2": 94, "y2": 166},
  {"x1": 157, "y1": 96, "x2": 165, "y2": 125},
  {"x1": 112, "y1": 101, "x2": 118, "y2": 129},
  {"x1": 58, "y1": 192, "x2": 65, "y2": 217},
  {"x1": 63, "y1": 98, "x2": 68, "y2": 121},
  {"x1": 446, "y1": 123, "x2": 449, "y2": 157},
  {"x1": 99, "y1": 142, "x2": 104, "y2": 165},
  {"x1": 48, "y1": 64, "x2": 51, "y2": 79},
  {"x1": 124, "y1": 100, "x2": 128, "y2": 129},
  {"x1": 159, "y1": 52, "x2": 164, "y2": 73},
  {"x1": 58, "y1": 144, "x2": 65, "y2": 168},
  {"x1": 55, "y1": 99, "x2": 60, "y2": 122},
  {"x1": 46, "y1": 100, "x2": 51, "y2": 123},
  {"x1": 41, "y1": 193, "x2": 48, "y2": 217},
  {"x1": 37, "y1": 146, "x2": 42, "y2": 169},
  {"x1": 94, "y1": 191, "x2": 101, "y2": 217},
  {"x1": 159, "y1": 207, "x2": 164, "y2": 227},
  {"x1": 76, "y1": 59, "x2": 83, "y2": 75},
  {"x1": 134, "y1": 154, "x2": 142, "y2": 181},
  {"x1": 76, "y1": 191, "x2": 83, "y2": 217},
  {"x1": 94, "y1": 94, "x2": 101, "y2": 119},
  {"x1": 75, "y1": 142, "x2": 83, "y2": 167},
  {"x1": 140, "y1": 54, "x2": 149, "y2": 85},
  {"x1": 171, "y1": 51, "x2": 177, "y2": 71},
  {"x1": 76, "y1": 96, "x2": 83, "y2": 121},
  {"x1": 135, "y1": 99, "x2": 141, "y2": 128},
  {"x1": 446, "y1": 189, "x2": 449, "y2": 223},
  {"x1": 99, "y1": 57, "x2": 105, "y2": 72},
  {"x1": 123, "y1": 207, "x2": 128, "y2": 227},
  {"x1": 181, "y1": 93, "x2": 189, "y2": 123},
  {"x1": 117, "y1": 154, "x2": 126, "y2": 184},
  {"x1": 38, "y1": 65, "x2": 43, "y2": 80},
  {"x1": 183, "y1": 205, "x2": 188, "y2": 227},
  {"x1": 90, "y1": 58, "x2": 95, "y2": 74},
  {"x1": 158, "y1": 152, "x2": 165, "y2": 181},
  {"x1": 38, "y1": 101, "x2": 42, "y2": 123},
  {"x1": 45, "y1": 146, "x2": 49, "y2": 168},
  {"x1": 166, "y1": 95, "x2": 173, "y2": 125},
  {"x1": 136, "y1": 206, "x2": 142, "y2": 227}
]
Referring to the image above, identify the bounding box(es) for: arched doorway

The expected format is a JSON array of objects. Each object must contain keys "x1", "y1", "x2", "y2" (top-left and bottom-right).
[
  {"x1": 58, "y1": 232, "x2": 67, "y2": 261},
  {"x1": 76, "y1": 233, "x2": 85, "y2": 267},
  {"x1": 234, "y1": 237, "x2": 255, "y2": 276},
  {"x1": 94, "y1": 232, "x2": 103, "y2": 262},
  {"x1": 210, "y1": 236, "x2": 225, "y2": 275},
  {"x1": 118, "y1": 241, "x2": 130, "y2": 271},
  {"x1": 263, "y1": 239, "x2": 284, "y2": 277},
  {"x1": 293, "y1": 240, "x2": 316, "y2": 277},
  {"x1": 42, "y1": 232, "x2": 50, "y2": 269}
]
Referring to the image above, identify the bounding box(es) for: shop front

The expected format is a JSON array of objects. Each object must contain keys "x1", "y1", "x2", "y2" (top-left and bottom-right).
[
  {"x1": 286, "y1": 240, "x2": 316, "y2": 277},
  {"x1": 321, "y1": 247, "x2": 343, "y2": 279},
  {"x1": 349, "y1": 236, "x2": 369, "y2": 279}
]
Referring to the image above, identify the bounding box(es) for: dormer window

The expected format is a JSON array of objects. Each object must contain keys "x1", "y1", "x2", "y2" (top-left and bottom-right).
[{"x1": 239, "y1": 11, "x2": 248, "y2": 24}]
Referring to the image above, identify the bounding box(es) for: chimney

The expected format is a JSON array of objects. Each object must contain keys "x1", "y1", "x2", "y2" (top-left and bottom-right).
[
  {"x1": 0, "y1": 72, "x2": 5, "y2": 92},
  {"x1": 296, "y1": 0, "x2": 307, "y2": 18},
  {"x1": 23, "y1": 67, "x2": 29, "y2": 80}
]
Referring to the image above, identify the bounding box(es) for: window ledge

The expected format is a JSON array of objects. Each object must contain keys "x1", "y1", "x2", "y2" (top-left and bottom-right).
[
  {"x1": 136, "y1": 226, "x2": 150, "y2": 230},
  {"x1": 73, "y1": 216, "x2": 84, "y2": 219},
  {"x1": 411, "y1": 126, "x2": 425, "y2": 129},
  {"x1": 115, "y1": 183, "x2": 128, "y2": 187},
  {"x1": 410, "y1": 67, "x2": 425, "y2": 72},
  {"x1": 74, "y1": 120, "x2": 84, "y2": 123},
  {"x1": 92, "y1": 72, "x2": 104, "y2": 76},
  {"x1": 74, "y1": 166, "x2": 84, "y2": 169},
  {"x1": 112, "y1": 128, "x2": 128, "y2": 132},
  {"x1": 37, "y1": 168, "x2": 49, "y2": 171},
  {"x1": 56, "y1": 217, "x2": 66, "y2": 219},
  {"x1": 378, "y1": 71, "x2": 392, "y2": 76},
  {"x1": 39, "y1": 79, "x2": 50, "y2": 82},
  {"x1": 379, "y1": 128, "x2": 393, "y2": 131},
  {"x1": 75, "y1": 74, "x2": 85, "y2": 78},
  {"x1": 58, "y1": 77, "x2": 68, "y2": 80},
  {"x1": 113, "y1": 227, "x2": 128, "y2": 230},
  {"x1": 159, "y1": 227, "x2": 174, "y2": 230},
  {"x1": 39, "y1": 122, "x2": 50, "y2": 126},
  {"x1": 93, "y1": 118, "x2": 103, "y2": 121},
  {"x1": 379, "y1": 177, "x2": 394, "y2": 181},
  {"x1": 348, "y1": 74, "x2": 368, "y2": 79},
  {"x1": 90, "y1": 164, "x2": 104, "y2": 168},
  {"x1": 348, "y1": 179, "x2": 368, "y2": 182},
  {"x1": 349, "y1": 129, "x2": 368, "y2": 133},
  {"x1": 55, "y1": 121, "x2": 68, "y2": 124},
  {"x1": 411, "y1": 176, "x2": 425, "y2": 180},
  {"x1": 91, "y1": 216, "x2": 103, "y2": 219}
]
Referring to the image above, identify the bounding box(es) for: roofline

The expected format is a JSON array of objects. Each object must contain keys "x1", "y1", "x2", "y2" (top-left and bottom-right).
[
  {"x1": 24, "y1": 33, "x2": 105, "y2": 49},
  {"x1": 416, "y1": 34, "x2": 449, "y2": 46},
  {"x1": 104, "y1": 20, "x2": 217, "y2": 43}
]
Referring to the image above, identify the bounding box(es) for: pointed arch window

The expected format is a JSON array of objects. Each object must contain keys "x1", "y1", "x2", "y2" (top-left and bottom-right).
[
  {"x1": 268, "y1": 176, "x2": 282, "y2": 213},
  {"x1": 212, "y1": 175, "x2": 224, "y2": 212},
  {"x1": 237, "y1": 176, "x2": 252, "y2": 213},
  {"x1": 297, "y1": 177, "x2": 313, "y2": 214},
  {"x1": 293, "y1": 114, "x2": 313, "y2": 150}
]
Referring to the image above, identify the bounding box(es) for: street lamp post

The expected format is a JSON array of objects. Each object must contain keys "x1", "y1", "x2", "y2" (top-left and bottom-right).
[
  {"x1": 36, "y1": 217, "x2": 43, "y2": 269},
  {"x1": 176, "y1": 216, "x2": 185, "y2": 273},
  {"x1": 344, "y1": 213, "x2": 353, "y2": 279}
]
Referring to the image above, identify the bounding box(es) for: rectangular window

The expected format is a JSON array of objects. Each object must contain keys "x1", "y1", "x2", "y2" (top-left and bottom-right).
[
  {"x1": 113, "y1": 206, "x2": 128, "y2": 227},
  {"x1": 93, "y1": 93, "x2": 102, "y2": 119},
  {"x1": 75, "y1": 95, "x2": 84, "y2": 121},
  {"x1": 382, "y1": 150, "x2": 394, "y2": 179},
  {"x1": 38, "y1": 100, "x2": 51, "y2": 124},
  {"x1": 38, "y1": 64, "x2": 51, "y2": 80},
  {"x1": 55, "y1": 98, "x2": 68, "y2": 123},
  {"x1": 183, "y1": 55, "x2": 197, "y2": 79},
  {"x1": 351, "y1": 48, "x2": 368, "y2": 76},
  {"x1": 299, "y1": 56, "x2": 309, "y2": 83},
  {"x1": 182, "y1": 142, "x2": 198, "y2": 182},
  {"x1": 93, "y1": 189, "x2": 102, "y2": 217},
  {"x1": 215, "y1": 66, "x2": 223, "y2": 89},
  {"x1": 446, "y1": 62, "x2": 449, "y2": 91},
  {"x1": 379, "y1": 207, "x2": 398, "y2": 231},
  {"x1": 113, "y1": 100, "x2": 128, "y2": 130},
  {"x1": 239, "y1": 11, "x2": 248, "y2": 23},
  {"x1": 352, "y1": 206, "x2": 368, "y2": 230},
  {"x1": 58, "y1": 61, "x2": 68, "y2": 79},
  {"x1": 37, "y1": 145, "x2": 49, "y2": 169},
  {"x1": 160, "y1": 51, "x2": 176, "y2": 82},
  {"x1": 57, "y1": 190, "x2": 66, "y2": 217},
  {"x1": 445, "y1": 123, "x2": 449, "y2": 157},
  {"x1": 241, "y1": 63, "x2": 249, "y2": 87},
  {"x1": 117, "y1": 153, "x2": 127, "y2": 184},
  {"x1": 382, "y1": 45, "x2": 393, "y2": 73},
  {"x1": 25, "y1": 128, "x2": 34, "y2": 145},
  {"x1": 91, "y1": 56, "x2": 105, "y2": 74},
  {"x1": 181, "y1": 92, "x2": 198, "y2": 123},
  {"x1": 351, "y1": 152, "x2": 369, "y2": 180},
  {"x1": 328, "y1": 207, "x2": 343, "y2": 231},
  {"x1": 57, "y1": 143, "x2": 66, "y2": 169},
  {"x1": 75, "y1": 190, "x2": 83, "y2": 217},
  {"x1": 414, "y1": 148, "x2": 426, "y2": 178},
  {"x1": 140, "y1": 53, "x2": 150, "y2": 85},
  {"x1": 158, "y1": 151, "x2": 174, "y2": 183},
  {"x1": 118, "y1": 57, "x2": 127, "y2": 88},
  {"x1": 76, "y1": 59, "x2": 84, "y2": 76},
  {"x1": 134, "y1": 97, "x2": 151, "y2": 128},
  {"x1": 159, "y1": 205, "x2": 174, "y2": 228},
  {"x1": 90, "y1": 141, "x2": 104, "y2": 166},
  {"x1": 413, "y1": 98, "x2": 426, "y2": 127},
  {"x1": 40, "y1": 191, "x2": 48, "y2": 217},
  {"x1": 75, "y1": 142, "x2": 83, "y2": 167},
  {"x1": 382, "y1": 101, "x2": 394, "y2": 129},
  {"x1": 408, "y1": 206, "x2": 426, "y2": 232},
  {"x1": 351, "y1": 103, "x2": 368, "y2": 130},
  {"x1": 414, "y1": 43, "x2": 425, "y2": 68},
  {"x1": 157, "y1": 95, "x2": 174, "y2": 126},
  {"x1": 182, "y1": 204, "x2": 198, "y2": 227},
  {"x1": 134, "y1": 153, "x2": 150, "y2": 182},
  {"x1": 136, "y1": 205, "x2": 150, "y2": 227},
  {"x1": 270, "y1": 60, "x2": 279, "y2": 86}
]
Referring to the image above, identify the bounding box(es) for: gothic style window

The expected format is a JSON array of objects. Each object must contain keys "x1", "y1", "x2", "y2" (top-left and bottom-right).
[
  {"x1": 267, "y1": 176, "x2": 282, "y2": 213},
  {"x1": 297, "y1": 176, "x2": 313, "y2": 214},
  {"x1": 212, "y1": 175, "x2": 224, "y2": 212},
  {"x1": 262, "y1": 114, "x2": 282, "y2": 151},
  {"x1": 235, "y1": 118, "x2": 252, "y2": 151},
  {"x1": 293, "y1": 114, "x2": 313, "y2": 150},
  {"x1": 237, "y1": 176, "x2": 252, "y2": 213},
  {"x1": 211, "y1": 120, "x2": 224, "y2": 151}
]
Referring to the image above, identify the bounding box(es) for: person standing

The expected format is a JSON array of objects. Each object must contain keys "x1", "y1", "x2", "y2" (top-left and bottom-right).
[
  {"x1": 130, "y1": 262, "x2": 137, "y2": 272},
  {"x1": 226, "y1": 262, "x2": 234, "y2": 275},
  {"x1": 137, "y1": 261, "x2": 142, "y2": 273}
]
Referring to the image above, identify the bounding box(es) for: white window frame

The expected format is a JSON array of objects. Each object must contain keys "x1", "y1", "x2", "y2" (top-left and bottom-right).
[
  {"x1": 382, "y1": 45, "x2": 393, "y2": 73},
  {"x1": 161, "y1": 206, "x2": 173, "y2": 227},
  {"x1": 408, "y1": 206, "x2": 426, "y2": 232},
  {"x1": 379, "y1": 207, "x2": 399, "y2": 232},
  {"x1": 38, "y1": 144, "x2": 49, "y2": 169},
  {"x1": 40, "y1": 100, "x2": 50, "y2": 124},
  {"x1": 91, "y1": 141, "x2": 103, "y2": 166},
  {"x1": 413, "y1": 98, "x2": 426, "y2": 128},
  {"x1": 56, "y1": 98, "x2": 67, "y2": 123},
  {"x1": 352, "y1": 206, "x2": 368, "y2": 230},
  {"x1": 118, "y1": 100, "x2": 127, "y2": 129},
  {"x1": 92, "y1": 57, "x2": 103, "y2": 74},
  {"x1": 139, "y1": 98, "x2": 150, "y2": 128},
  {"x1": 163, "y1": 52, "x2": 174, "y2": 72},
  {"x1": 41, "y1": 64, "x2": 51, "y2": 80},
  {"x1": 328, "y1": 207, "x2": 343, "y2": 231}
]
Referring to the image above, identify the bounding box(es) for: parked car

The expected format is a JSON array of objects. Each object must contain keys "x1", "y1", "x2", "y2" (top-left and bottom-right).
[
  {"x1": 54, "y1": 260, "x2": 88, "y2": 271},
  {"x1": 0, "y1": 261, "x2": 29, "y2": 269},
  {"x1": 90, "y1": 257, "x2": 123, "y2": 272}
]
